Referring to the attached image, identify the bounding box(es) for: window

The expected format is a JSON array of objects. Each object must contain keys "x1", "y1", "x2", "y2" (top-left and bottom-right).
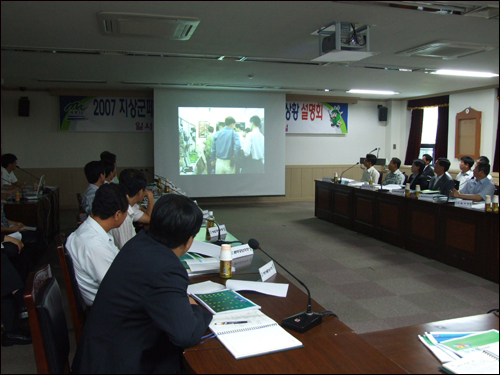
[{"x1": 418, "y1": 107, "x2": 438, "y2": 163}]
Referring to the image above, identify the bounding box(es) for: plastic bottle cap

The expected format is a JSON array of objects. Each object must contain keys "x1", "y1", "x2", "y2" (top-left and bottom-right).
[
  {"x1": 493, "y1": 195, "x2": 499, "y2": 203},
  {"x1": 416, "y1": 185, "x2": 420, "y2": 191},
  {"x1": 485, "y1": 195, "x2": 491, "y2": 203}
]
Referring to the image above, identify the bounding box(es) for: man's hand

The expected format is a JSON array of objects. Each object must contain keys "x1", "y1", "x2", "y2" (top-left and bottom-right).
[
  {"x1": 451, "y1": 189, "x2": 459, "y2": 198},
  {"x1": 3, "y1": 235, "x2": 24, "y2": 254},
  {"x1": 12, "y1": 222, "x2": 26, "y2": 231}
]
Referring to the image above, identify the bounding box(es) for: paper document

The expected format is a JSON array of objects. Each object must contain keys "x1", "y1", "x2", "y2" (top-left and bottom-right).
[
  {"x1": 188, "y1": 280, "x2": 289, "y2": 298},
  {"x1": 382, "y1": 184, "x2": 405, "y2": 191},
  {"x1": 226, "y1": 279, "x2": 288, "y2": 298},
  {"x1": 188, "y1": 240, "x2": 221, "y2": 258}
]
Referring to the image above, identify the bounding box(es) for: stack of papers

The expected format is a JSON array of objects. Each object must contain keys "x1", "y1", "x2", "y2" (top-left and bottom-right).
[{"x1": 419, "y1": 329, "x2": 499, "y2": 373}]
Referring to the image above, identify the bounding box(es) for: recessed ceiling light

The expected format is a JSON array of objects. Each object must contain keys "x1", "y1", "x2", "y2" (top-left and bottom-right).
[
  {"x1": 347, "y1": 89, "x2": 399, "y2": 95},
  {"x1": 324, "y1": 89, "x2": 330, "y2": 92},
  {"x1": 430, "y1": 70, "x2": 499, "y2": 78}
]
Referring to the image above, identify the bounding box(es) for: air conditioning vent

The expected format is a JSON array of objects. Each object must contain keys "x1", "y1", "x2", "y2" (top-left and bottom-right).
[
  {"x1": 397, "y1": 41, "x2": 497, "y2": 59},
  {"x1": 97, "y1": 13, "x2": 200, "y2": 40}
]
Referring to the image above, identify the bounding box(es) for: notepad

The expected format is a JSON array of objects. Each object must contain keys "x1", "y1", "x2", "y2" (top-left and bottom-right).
[
  {"x1": 439, "y1": 350, "x2": 499, "y2": 374},
  {"x1": 191, "y1": 289, "x2": 261, "y2": 315},
  {"x1": 209, "y1": 310, "x2": 304, "y2": 360}
]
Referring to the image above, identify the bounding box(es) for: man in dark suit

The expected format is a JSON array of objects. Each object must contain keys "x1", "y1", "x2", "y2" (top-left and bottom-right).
[
  {"x1": 72, "y1": 194, "x2": 212, "y2": 374},
  {"x1": 422, "y1": 154, "x2": 435, "y2": 178},
  {"x1": 428, "y1": 158, "x2": 455, "y2": 195}
]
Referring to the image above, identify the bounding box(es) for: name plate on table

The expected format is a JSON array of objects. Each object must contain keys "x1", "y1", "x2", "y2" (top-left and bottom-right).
[
  {"x1": 208, "y1": 225, "x2": 227, "y2": 242},
  {"x1": 418, "y1": 194, "x2": 437, "y2": 201},
  {"x1": 259, "y1": 260, "x2": 277, "y2": 282},
  {"x1": 322, "y1": 177, "x2": 333, "y2": 182},
  {"x1": 231, "y1": 244, "x2": 254, "y2": 259},
  {"x1": 455, "y1": 200, "x2": 473, "y2": 208},
  {"x1": 361, "y1": 184, "x2": 379, "y2": 191},
  {"x1": 391, "y1": 189, "x2": 406, "y2": 196}
]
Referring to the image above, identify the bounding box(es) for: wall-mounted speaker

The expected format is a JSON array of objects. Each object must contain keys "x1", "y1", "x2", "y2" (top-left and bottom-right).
[
  {"x1": 18, "y1": 97, "x2": 30, "y2": 117},
  {"x1": 378, "y1": 106, "x2": 388, "y2": 121}
]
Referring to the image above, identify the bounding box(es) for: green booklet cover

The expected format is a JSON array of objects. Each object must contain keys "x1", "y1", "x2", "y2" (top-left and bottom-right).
[
  {"x1": 440, "y1": 330, "x2": 499, "y2": 355},
  {"x1": 192, "y1": 289, "x2": 261, "y2": 315}
]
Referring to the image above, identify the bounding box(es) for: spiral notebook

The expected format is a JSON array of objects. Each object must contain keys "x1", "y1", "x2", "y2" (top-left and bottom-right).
[
  {"x1": 209, "y1": 310, "x2": 303, "y2": 360},
  {"x1": 439, "y1": 350, "x2": 499, "y2": 374}
]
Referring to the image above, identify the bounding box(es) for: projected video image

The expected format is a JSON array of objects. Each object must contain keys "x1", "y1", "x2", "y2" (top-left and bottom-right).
[{"x1": 179, "y1": 107, "x2": 265, "y2": 175}]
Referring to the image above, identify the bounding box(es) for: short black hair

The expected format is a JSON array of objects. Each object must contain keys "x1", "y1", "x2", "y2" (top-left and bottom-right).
[
  {"x1": 250, "y1": 115, "x2": 261, "y2": 128},
  {"x1": 100, "y1": 151, "x2": 117, "y2": 164},
  {"x1": 476, "y1": 161, "x2": 491, "y2": 176},
  {"x1": 84, "y1": 161, "x2": 105, "y2": 184},
  {"x1": 1, "y1": 153, "x2": 17, "y2": 168},
  {"x1": 423, "y1": 154, "x2": 433, "y2": 163},
  {"x1": 413, "y1": 159, "x2": 425, "y2": 174},
  {"x1": 365, "y1": 154, "x2": 377, "y2": 166},
  {"x1": 225, "y1": 117, "x2": 236, "y2": 126},
  {"x1": 460, "y1": 156, "x2": 474, "y2": 170},
  {"x1": 119, "y1": 169, "x2": 146, "y2": 197},
  {"x1": 91, "y1": 183, "x2": 128, "y2": 220},
  {"x1": 102, "y1": 160, "x2": 116, "y2": 179},
  {"x1": 478, "y1": 156, "x2": 490, "y2": 164},
  {"x1": 148, "y1": 194, "x2": 202, "y2": 249},
  {"x1": 391, "y1": 157, "x2": 401, "y2": 169},
  {"x1": 436, "y1": 157, "x2": 451, "y2": 172}
]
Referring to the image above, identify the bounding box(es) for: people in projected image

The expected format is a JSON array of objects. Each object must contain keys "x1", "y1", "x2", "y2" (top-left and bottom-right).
[
  {"x1": 203, "y1": 126, "x2": 215, "y2": 175},
  {"x1": 234, "y1": 123, "x2": 246, "y2": 174},
  {"x1": 179, "y1": 126, "x2": 191, "y2": 172},
  {"x1": 210, "y1": 117, "x2": 241, "y2": 174},
  {"x1": 243, "y1": 116, "x2": 265, "y2": 174}
]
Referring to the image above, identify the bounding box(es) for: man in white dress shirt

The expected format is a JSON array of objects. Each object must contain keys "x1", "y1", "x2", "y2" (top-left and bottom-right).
[
  {"x1": 1, "y1": 153, "x2": 22, "y2": 190},
  {"x1": 455, "y1": 156, "x2": 474, "y2": 191},
  {"x1": 66, "y1": 183, "x2": 128, "y2": 306},
  {"x1": 109, "y1": 169, "x2": 155, "y2": 249},
  {"x1": 243, "y1": 116, "x2": 265, "y2": 174},
  {"x1": 361, "y1": 154, "x2": 380, "y2": 184}
]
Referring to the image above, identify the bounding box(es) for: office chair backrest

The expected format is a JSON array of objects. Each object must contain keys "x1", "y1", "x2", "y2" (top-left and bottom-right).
[
  {"x1": 56, "y1": 234, "x2": 87, "y2": 344},
  {"x1": 402, "y1": 172, "x2": 409, "y2": 185},
  {"x1": 24, "y1": 264, "x2": 70, "y2": 374}
]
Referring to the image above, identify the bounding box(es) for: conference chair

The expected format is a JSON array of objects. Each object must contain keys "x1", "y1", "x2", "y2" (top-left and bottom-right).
[
  {"x1": 24, "y1": 264, "x2": 71, "y2": 374},
  {"x1": 56, "y1": 233, "x2": 87, "y2": 344},
  {"x1": 76, "y1": 193, "x2": 87, "y2": 226},
  {"x1": 402, "y1": 172, "x2": 409, "y2": 185},
  {"x1": 377, "y1": 172, "x2": 384, "y2": 185}
]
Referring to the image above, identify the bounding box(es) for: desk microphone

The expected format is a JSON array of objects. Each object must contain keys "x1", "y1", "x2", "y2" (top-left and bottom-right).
[
  {"x1": 367, "y1": 147, "x2": 377, "y2": 154},
  {"x1": 248, "y1": 239, "x2": 337, "y2": 333},
  {"x1": 16, "y1": 166, "x2": 41, "y2": 181},
  {"x1": 339, "y1": 162, "x2": 359, "y2": 184},
  {"x1": 211, "y1": 221, "x2": 240, "y2": 246}
]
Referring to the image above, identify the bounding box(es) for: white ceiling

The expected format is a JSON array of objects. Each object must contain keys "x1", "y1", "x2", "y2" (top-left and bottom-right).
[{"x1": 1, "y1": 1, "x2": 499, "y2": 99}]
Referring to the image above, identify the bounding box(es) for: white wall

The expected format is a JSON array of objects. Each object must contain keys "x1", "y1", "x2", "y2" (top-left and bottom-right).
[
  {"x1": 1, "y1": 91, "x2": 154, "y2": 168},
  {"x1": 285, "y1": 100, "x2": 389, "y2": 165},
  {"x1": 448, "y1": 88, "x2": 498, "y2": 169}
]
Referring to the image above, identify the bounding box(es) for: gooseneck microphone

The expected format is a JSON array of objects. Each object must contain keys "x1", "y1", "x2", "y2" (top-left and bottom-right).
[
  {"x1": 16, "y1": 166, "x2": 41, "y2": 181},
  {"x1": 339, "y1": 162, "x2": 360, "y2": 184},
  {"x1": 248, "y1": 239, "x2": 337, "y2": 333}
]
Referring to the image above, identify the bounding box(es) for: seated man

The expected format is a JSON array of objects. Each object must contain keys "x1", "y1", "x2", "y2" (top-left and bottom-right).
[
  {"x1": 1, "y1": 153, "x2": 23, "y2": 191},
  {"x1": 455, "y1": 156, "x2": 475, "y2": 191},
  {"x1": 428, "y1": 158, "x2": 455, "y2": 195},
  {"x1": 408, "y1": 159, "x2": 430, "y2": 190},
  {"x1": 422, "y1": 154, "x2": 435, "y2": 178},
  {"x1": 361, "y1": 154, "x2": 380, "y2": 183},
  {"x1": 72, "y1": 194, "x2": 212, "y2": 374},
  {"x1": 110, "y1": 169, "x2": 155, "y2": 249},
  {"x1": 102, "y1": 160, "x2": 116, "y2": 184},
  {"x1": 100, "y1": 151, "x2": 119, "y2": 184},
  {"x1": 66, "y1": 184, "x2": 128, "y2": 306},
  {"x1": 451, "y1": 161, "x2": 495, "y2": 202},
  {"x1": 382, "y1": 157, "x2": 405, "y2": 185},
  {"x1": 474, "y1": 156, "x2": 493, "y2": 181},
  {"x1": 81, "y1": 161, "x2": 105, "y2": 215}
]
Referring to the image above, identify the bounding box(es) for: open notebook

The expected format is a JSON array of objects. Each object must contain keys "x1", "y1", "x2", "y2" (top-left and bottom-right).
[{"x1": 209, "y1": 310, "x2": 303, "y2": 360}]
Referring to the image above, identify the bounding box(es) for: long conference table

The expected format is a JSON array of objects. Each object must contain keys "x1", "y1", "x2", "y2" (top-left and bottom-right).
[
  {"x1": 180, "y1": 201, "x2": 499, "y2": 373},
  {"x1": 315, "y1": 180, "x2": 499, "y2": 283}
]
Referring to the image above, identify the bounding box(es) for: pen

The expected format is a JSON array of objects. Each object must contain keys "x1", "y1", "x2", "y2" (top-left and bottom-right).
[{"x1": 214, "y1": 321, "x2": 248, "y2": 325}]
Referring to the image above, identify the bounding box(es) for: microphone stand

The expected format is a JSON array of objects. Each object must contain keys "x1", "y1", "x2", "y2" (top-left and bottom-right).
[
  {"x1": 248, "y1": 239, "x2": 337, "y2": 333},
  {"x1": 16, "y1": 166, "x2": 41, "y2": 181},
  {"x1": 339, "y1": 162, "x2": 359, "y2": 184}
]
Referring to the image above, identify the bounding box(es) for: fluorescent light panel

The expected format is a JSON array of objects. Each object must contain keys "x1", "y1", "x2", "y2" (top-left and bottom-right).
[
  {"x1": 347, "y1": 89, "x2": 399, "y2": 95},
  {"x1": 430, "y1": 70, "x2": 499, "y2": 78}
]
